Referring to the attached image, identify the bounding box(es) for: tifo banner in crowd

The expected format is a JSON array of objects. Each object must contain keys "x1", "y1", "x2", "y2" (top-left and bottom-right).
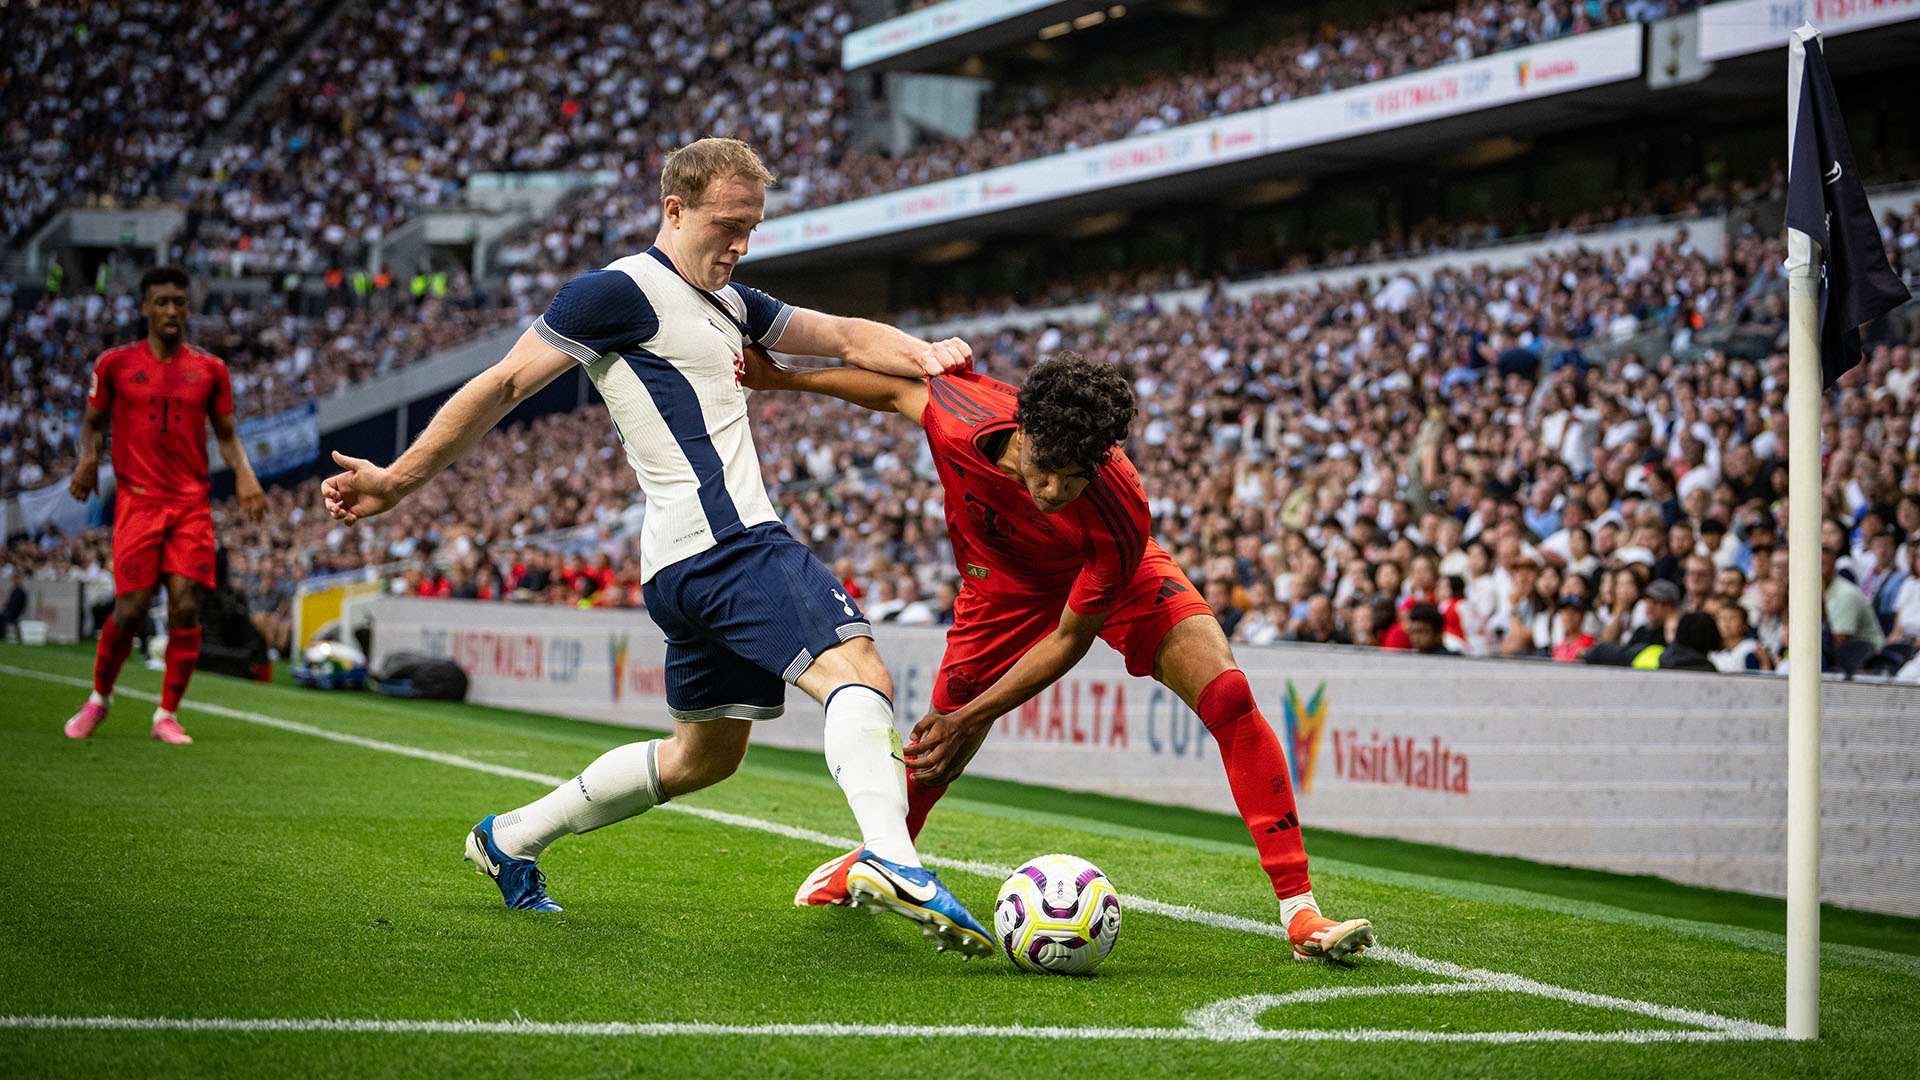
[
  {"x1": 237, "y1": 403, "x2": 319, "y2": 478},
  {"x1": 367, "y1": 597, "x2": 1920, "y2": 917},
  {"x1": 13, "y1": 465, "x2": 110, "y2": 539},
  {"x1": 1699, "y1": 0, "x2": 1920, "y2": 61},
  {"x1": 750, "y1": 24, "x2": 1643, "y2": 262}
]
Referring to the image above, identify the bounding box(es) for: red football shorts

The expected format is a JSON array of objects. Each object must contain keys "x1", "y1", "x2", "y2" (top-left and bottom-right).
[
  {"x1": 113, "y1": 495, "x2": 216, "y2": 595},
  {"x1": 932, "y1": 544, "x2": 1214, "y2": 712}
]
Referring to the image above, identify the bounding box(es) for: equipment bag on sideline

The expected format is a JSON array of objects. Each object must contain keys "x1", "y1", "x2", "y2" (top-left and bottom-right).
[{"x1": 370, "y1": 652, "x2": 470, "y2": 701}]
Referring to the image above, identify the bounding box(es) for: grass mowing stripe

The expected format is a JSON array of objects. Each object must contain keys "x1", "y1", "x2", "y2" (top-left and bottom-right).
[
  {"x1": 912, "y1": 750, "x2": 1920, "y2": 959},
  {"x1": 935, "y1": 793, "x2": 1920, "y2": 979},
  {"x1": 0, "y1": 661, "x2": 1788, "y2": 1042},
  {"x1": 0, "y1": 1013, "x2": 1779, "y2": 1045},
  {"x1": 25, "y1": 643, "x2": 1920, "y2": 966},
  {"x1": 35, "y1": 654, "x2": 1909, "y2": 982}
]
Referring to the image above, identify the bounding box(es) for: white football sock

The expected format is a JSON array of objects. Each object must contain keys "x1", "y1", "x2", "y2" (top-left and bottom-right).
[
  {"x1": 822, "y1": 684, "x2": 918, "y2": 866},
  {"x1": 1280, "y1": 889, "x2": 1320, "y2": 927},
  {"x1": 89, "y1": 690, "x2": 109, "y2": 709},
  {"x1": 491, "y1": 740, "x2": 665, "y2": 860}
]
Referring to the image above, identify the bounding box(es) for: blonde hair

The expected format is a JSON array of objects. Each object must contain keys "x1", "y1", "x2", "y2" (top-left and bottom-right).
[{"x1": 659, "y1": 138, "x2": 777, "y2": 207}]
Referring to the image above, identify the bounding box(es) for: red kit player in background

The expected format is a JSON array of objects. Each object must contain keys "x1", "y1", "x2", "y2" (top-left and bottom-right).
[
  {"x1": 753, "y1": 351, "x2": 1374, "y2": 962},
  {"x1": 64, "y1": 267, "x2": 267, "y2": 744}
]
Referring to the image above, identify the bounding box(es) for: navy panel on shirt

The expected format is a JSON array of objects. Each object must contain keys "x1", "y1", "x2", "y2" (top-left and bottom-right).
[
  {"x1": 621, "y1": 348, "x2": 745, "y2": 544},
  {"x1": 727, "y1": 283, "x2": 794, "y2": 346},
  {"x1": 536, "y1": 270, "x2": 659, "y2": 362}
]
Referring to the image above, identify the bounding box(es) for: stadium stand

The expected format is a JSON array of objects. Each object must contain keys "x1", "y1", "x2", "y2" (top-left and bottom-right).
[
  {"x1": 1, "y1": 0, "x2": 324, "y2": 243},
  {"x1": 171, "y1": 0, "x2": 852, "y2": 275},
  {"x1": 43, "y1": 0, "x2": 1700, "y2": 269},
  {"x1": 6, "y1": 0, "x2": 1920, "y2": 680},
  {"x1": 0, "y1": 149, "x2": 1804, "y2": 503},
  {"x1": 12, "y1": 203, "x2": 1918, "y2": 674},
  {"x1": 0, "y1": 272, "x2": 520, "y2": 496},
  {"x1": 791, "y1": 1, "x2": 1667, "y2": 212}
]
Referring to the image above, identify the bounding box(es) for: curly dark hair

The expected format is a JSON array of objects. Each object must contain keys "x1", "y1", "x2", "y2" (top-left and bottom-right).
[
  {"x1": 1014, "y1": 351, "x2": 1136, "y2": 473},
  {"x1": 138, "y1": 265, "x2": 190, "y2": 300}
]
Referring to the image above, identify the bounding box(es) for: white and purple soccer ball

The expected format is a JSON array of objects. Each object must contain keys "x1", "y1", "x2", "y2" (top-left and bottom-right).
[{"x1": 993, "y1": 853, "x2": 1122, "y2": 975}]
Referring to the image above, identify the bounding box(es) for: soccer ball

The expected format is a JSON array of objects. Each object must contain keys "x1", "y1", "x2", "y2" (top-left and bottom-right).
[
  {"x1": 993, "y1": 854, "x2": 1123, "y2": 975},
  {"x1": 296, "y1": 641, "x2": 367, "y2": 690}
]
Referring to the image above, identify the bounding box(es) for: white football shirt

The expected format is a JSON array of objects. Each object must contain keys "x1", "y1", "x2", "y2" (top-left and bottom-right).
[{"x1": 532, "y1": 247, "x2": 795, "y2": 581}]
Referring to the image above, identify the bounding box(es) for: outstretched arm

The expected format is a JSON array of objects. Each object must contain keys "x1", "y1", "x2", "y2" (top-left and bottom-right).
[
  {"x1": 769, "y1": 308, "x2": 971, "y2": 378},
  {"x1": 744, "y1": 346, "x2": 930, "y2": 426},
  {"x1": 323, "y1": 326, "x2": 576, "y2": 523}
]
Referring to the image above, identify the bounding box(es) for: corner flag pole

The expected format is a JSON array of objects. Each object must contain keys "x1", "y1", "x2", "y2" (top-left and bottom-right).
[{"x1": 1783, "y1": 22, "x2": 1823, "y2": 1042}]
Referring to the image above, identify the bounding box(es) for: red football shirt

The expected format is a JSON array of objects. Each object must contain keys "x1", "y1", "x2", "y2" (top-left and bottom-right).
[
  {"x1": 87, "y1": 341, "x2": 234, "y2": 505},
  {"x1": 921, "y1": 371, "x2": 1148, "y2": 617}
]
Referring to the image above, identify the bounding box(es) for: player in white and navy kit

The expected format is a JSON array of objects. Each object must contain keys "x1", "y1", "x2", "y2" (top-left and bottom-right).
[{"x1": 322, "y1": 138, "x2": 993, "y2": 957}]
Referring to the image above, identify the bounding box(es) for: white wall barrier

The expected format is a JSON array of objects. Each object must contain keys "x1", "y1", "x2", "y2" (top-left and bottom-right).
[
  {"x1": 1, "y1": 576, "x2": 85, "y2": 643},
  {"x1": 367, "y1": 597, "x2": 1920, "y2": 917}
]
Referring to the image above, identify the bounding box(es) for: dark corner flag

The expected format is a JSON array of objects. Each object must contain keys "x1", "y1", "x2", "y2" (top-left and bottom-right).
[{"x1": 1785, "y1": 27, "x2": 1911, "y2": 389}]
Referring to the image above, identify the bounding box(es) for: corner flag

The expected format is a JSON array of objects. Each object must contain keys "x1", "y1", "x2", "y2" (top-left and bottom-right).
[{"x1": 1784, "y1": 29, "x2": 1911, "y2": 389}]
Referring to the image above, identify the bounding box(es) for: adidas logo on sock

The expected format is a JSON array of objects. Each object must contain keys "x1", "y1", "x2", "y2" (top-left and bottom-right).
[{"x1": 1263, "y1": 812, "x2": 1299, "y2": 834}]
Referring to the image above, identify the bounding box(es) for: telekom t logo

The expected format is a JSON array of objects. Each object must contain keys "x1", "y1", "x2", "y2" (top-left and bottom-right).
[{"x1": 148, "y1": 395, "x2": 182, "y2": 433}]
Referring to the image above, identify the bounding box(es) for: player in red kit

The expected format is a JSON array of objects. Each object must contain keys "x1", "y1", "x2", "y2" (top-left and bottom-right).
[
  {"x1": 64, "y1": 267, "x2": 268, "y2": 743},
  {"x1": 754, "y1": 351, "x2": 1374, "y2": 962}
]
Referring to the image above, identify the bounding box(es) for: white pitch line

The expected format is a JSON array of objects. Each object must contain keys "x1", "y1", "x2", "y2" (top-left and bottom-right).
[
  {"x1": 2, "y1": 662, "x2": 1789, "y2": 1043},
  {"x1": 1186, "y1": 983, "x2": 1498, "y2": 1037},
  {"x1": 0, "y1": 1013, "x2": 1776, "y2": 1044}
]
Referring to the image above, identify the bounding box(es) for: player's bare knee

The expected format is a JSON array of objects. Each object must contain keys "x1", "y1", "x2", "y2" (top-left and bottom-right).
[
  {"x1": 113, "y1": 591, "x2": 152, "y2": 625},
  {"x1": 662, "y1": 719, "x2": 751, "y2": 794},
  {"x1": 1156, "y1": 613, "x2": 1236, "y2": 705},
  {"x1": 680, "y1": 751, "x2": 739, "y2": 792},
  {"x1": 837, "y1": 637, "x2": 893, "y2": 696},
  {"x1": 798, "y1": 636, "x2": 893, "y2": 703}
]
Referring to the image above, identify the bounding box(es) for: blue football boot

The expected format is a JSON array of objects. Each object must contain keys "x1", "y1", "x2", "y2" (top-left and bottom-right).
[
  {"x1": 844, "y1": 849, "x2": 993, "y2": 958},
  {"x1": 464, "y1": 814, "x2": 563, "y2": 912}
]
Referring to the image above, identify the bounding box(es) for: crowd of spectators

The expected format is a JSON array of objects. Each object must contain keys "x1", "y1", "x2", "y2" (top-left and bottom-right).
[
  {"x1": 2, "y1": 154, "x2": 1810, "y2": 502},
  {"x1": 10, "y1": 206, "x2": 1919, "y2": 679},
  {"x1": 760, "y1": 223, "x2": 1920, "y2": 677},
  {"x1": 893, "y1": 167, "x2": 1787, "y2": 323},
  {"x1": 2, "y1": 0, "x2": 319, "y2": 242},
  {"x1": 0, "y1": 0, "x2": 1783, "y2": 488},
  {"x1": 788, "y1": 1, "x2": 1686, "y2": 212},
  {"x1": 48, "y1": 0, "x2": 1705, "y2": 275},
  {"x1": 174, "y1": 0, "x2": 853, "y2": 275},
  {"x1": 0, "y1": 269, "x2": 527, "y2": 496}
]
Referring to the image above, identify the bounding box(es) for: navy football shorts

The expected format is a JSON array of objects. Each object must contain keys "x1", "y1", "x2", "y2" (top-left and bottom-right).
[{"x1": 641, "y1": 522, "x2": 873, "y2": 721}]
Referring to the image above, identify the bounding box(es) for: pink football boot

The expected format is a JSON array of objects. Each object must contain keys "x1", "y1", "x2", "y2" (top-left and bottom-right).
[{"x1": 65, "y1": 697, "x2": 109, "y2": 739}]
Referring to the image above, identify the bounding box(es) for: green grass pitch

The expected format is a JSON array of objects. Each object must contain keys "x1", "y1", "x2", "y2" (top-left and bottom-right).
[{"x1": 2, "y1": 641, "x2": 1917, "y2": 1079}]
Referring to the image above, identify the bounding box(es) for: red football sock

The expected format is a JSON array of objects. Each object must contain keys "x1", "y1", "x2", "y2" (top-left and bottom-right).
[
  {"x1": 93, "y1": 615, "x2": 136, "y2": 698},
  {"x1": 904, "y1": 775, "x2": 949, "y2": 841},
  {"x1": 160, "y1": 626, "x2": 202, "y2": 713},
  {"x1": 1197, "y1": 668, "x2": 1312, "y2": 899}
]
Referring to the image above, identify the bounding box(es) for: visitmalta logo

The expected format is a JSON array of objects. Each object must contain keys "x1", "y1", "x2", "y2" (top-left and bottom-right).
[
  {"x1": 608, "y1": 633, "x2": 630, "y2": 703},
  {"x1": 1281, "y1": 679, "x2": 1470, "y2": 795},
  {"x1": 1280, "y1": 680, "x2": 1328, "y2": 794}
]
